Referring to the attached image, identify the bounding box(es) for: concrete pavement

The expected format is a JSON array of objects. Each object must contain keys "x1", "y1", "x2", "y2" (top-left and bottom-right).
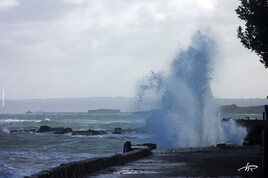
[{"x1": 89, "y1": 146, "x2": 262, "y2": 177}]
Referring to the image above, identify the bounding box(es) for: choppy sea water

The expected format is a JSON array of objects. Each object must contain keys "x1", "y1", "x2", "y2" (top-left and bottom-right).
[
  {"x1": 0, "y1": 113, "x2": 149, "y2": 177},
  {"x1": 0, "y1": 112, "x2": 262, "y2": 177}
]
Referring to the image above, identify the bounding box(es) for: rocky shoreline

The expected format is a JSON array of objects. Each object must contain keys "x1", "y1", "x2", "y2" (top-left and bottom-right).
[{"x1": 8, "y1": 125, "x2": 144, "y2": 136}]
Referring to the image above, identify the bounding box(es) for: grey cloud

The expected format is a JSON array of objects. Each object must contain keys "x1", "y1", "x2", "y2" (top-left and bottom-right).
[
  {"x1": 0, "y1": 0, "x2": 19, "y2": 10},
  {"x1": 0, "y1": 0, "x2": 267, "y2": 99},
  {"x1": 0, "y1": 0, "x2": 73, "y2": 23}
]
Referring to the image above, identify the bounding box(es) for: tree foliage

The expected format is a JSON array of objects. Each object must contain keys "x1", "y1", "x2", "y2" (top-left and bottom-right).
[{"x1": 235, "y1": 0, "x2": 268, "y2": 68}]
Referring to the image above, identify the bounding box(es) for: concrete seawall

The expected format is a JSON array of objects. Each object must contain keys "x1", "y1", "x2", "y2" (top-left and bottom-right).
[{"x1": 25, "y1": 148, "x2": 152, "y2": 178}]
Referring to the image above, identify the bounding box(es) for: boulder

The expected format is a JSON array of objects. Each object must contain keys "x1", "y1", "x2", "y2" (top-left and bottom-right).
[
  {"x1": 38, "y1": 125, "x2": 52, "y2": 132},
  {"x1": 38, "y1": 126, "x2": 72, "y2": 134},
  {"x1": 9, "y1": 130, "x2": 18, "y2": 134}
]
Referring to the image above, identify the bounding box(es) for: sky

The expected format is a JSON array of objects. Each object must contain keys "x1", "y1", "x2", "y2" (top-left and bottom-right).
[{"x1": 0, "y1": 0, "x2": 267, "y2": 100}]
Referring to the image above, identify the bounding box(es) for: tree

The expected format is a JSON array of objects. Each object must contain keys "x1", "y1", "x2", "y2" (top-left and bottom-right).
[{"x1": 235, "y1": 0, "x2": 268, "y2": 68}]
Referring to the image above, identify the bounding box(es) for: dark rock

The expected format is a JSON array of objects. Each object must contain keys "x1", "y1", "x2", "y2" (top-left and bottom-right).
[
  {"x1": 9, "y1": 129, "x2": 35, "y2": 133},
  {"x1": 112, "y1": 128, "x2": 137, "y2": 134},
  {"x1": 112, "y1": 128, "x2": 124, "y2": 134},
  {"x1": 8, "y1": 129, "x2": 36, "y2": 134},
  {"x1": 72, "y1": 129, "x2": 106, "y2": 136},
  {"x1": 216, "y1": 143, "x2": 235, "y2": 148},
  {"x1": 38, "y1": 125, "x2": 52, "y2": 132},
  {"x1": 9, "y1": 130, "x2": 18, "y2": 134},
  {"x1": 38, "y1": 126, "x2": 73, "y2": 134},
  {"x1": 53, "y1": 127, "x2": 73, "y2": 134},
  {"x1": 24, "y1": 129, "x2": 36, "y2": 132}
]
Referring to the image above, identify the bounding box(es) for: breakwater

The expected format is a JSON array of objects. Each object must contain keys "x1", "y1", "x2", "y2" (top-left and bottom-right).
[{"x1": 25, "y1": 147, "x2": 152, "y2": 178}]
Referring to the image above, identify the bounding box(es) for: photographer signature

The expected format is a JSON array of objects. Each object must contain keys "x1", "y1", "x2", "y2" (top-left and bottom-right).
[{"x1": 238, "y1": 162, "x2": 258, "y2": 172}]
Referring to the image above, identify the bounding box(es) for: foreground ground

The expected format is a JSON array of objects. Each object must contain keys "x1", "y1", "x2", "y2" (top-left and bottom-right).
[{"x1": 89, "y1": 145, "x2": 262, "y2": 177}]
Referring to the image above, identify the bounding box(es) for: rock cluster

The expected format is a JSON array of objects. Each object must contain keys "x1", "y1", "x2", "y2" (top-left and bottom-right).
[
  {"x1": 72, "y1": 129, "x2": 106, "y2": 136},
  {"x1": 7, "y1": 125, "x2": 141, "y2": 136},
  {"x1": 112, "y1": 128, "x2": 124, "y2": 134},
  {"x1": 9, "y1": 129, "x2": 36, "y2": 134},
  {"x1": 38, "y1": 125, "x2": 73, "y2": 134}
]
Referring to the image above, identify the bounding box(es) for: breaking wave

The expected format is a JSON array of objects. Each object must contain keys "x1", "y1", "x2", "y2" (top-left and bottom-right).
[{"x1": 137, "y1": 31, "x2": 247, "y2": 148}]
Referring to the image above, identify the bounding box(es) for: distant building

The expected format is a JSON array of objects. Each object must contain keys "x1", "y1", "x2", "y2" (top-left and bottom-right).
[{"x1": 25, "y1": 110, "x2": 32, "y2": 114}]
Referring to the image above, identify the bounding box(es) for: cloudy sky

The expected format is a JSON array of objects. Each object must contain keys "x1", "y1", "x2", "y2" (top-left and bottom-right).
[{"x1": 0, "y1": 0, "x2": 267, "y2": 100}]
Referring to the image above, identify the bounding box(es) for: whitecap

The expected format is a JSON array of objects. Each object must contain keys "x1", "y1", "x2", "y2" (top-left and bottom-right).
[{"x1": 0, "y1": 119, "x2": 42, "y2": 123}]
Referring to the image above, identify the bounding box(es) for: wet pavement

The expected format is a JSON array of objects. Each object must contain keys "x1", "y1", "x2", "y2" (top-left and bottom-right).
[{"x1": 89, "y1": 146, "x2": 262, "y2": 177}]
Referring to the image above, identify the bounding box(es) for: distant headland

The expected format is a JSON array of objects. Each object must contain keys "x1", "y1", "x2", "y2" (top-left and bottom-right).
[{"x1": 87, "y1": 109, "x2": 120, "y2": 114}]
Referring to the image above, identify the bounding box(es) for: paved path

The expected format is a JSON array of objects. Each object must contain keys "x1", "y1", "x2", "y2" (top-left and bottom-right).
[{"x1": 89, "y1": 146, "x2": 262, "y2": 177}]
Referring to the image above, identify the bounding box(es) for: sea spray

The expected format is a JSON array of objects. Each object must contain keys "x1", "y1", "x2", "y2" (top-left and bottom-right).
[
  {"x1": 222, "y1": 119, "x2": 247, "y2": 145},
  {"x1": 136, "y1": 72, "x2": 164, "y2": 111},
  {"x1": 136, "y1": 31, "x2": 247, "y2": 148},
  {"x1": 2, "y1": 127, "x2": 10, "y2": 134}
]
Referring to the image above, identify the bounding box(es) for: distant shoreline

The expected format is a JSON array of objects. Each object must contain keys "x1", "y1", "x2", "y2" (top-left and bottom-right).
[
  {"x1": 220, "y1": 105, "x2": 265, "y2": 114},
  {"x1": 0, "y1": 105, "x2": 266, "y2": 115},
  {"x1": 0, "y1": 97, "x2": 267, "y2": 114}
]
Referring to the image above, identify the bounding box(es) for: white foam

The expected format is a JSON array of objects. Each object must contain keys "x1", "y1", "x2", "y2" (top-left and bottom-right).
[
  {"x1": 2, "y1": 127, "x2": 10, "y2": 134},
  {"x1": 0, "y1": 119, "x2": 42, "y2": 123}
]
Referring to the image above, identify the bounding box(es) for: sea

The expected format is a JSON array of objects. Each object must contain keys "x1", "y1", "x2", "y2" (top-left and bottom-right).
[
  {"x1": 0, "y1": 112, "x2": 149, "y2": 177},
  {"x1": 0, "y1": 111, "x2": 263, "y2": 178}
]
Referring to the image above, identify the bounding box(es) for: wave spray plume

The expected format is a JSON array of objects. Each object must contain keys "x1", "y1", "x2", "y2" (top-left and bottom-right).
[{"x1": 137, "y1": 31, "x2": 247, "y2": 148}]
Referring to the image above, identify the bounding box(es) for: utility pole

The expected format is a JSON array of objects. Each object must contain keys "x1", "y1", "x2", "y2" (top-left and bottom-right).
[{"x1": 263, "y1": 97, "x2": 268, "y2": 176}]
